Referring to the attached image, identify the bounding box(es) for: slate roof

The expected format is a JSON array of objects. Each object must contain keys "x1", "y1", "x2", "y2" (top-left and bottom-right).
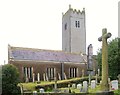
[{"x1": 8, "y1": 45, "x2": 87, "y2": 63}]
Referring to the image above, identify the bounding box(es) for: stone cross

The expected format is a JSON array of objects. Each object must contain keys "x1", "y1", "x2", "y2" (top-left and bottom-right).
[{"x1": 98, "y1": 28, "x2": 112, "y2": 91}]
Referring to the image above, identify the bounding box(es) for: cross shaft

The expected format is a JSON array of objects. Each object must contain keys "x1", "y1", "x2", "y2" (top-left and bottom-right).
[{"x1": 98, "y1": 28, "x2": 111, "y2": 91}]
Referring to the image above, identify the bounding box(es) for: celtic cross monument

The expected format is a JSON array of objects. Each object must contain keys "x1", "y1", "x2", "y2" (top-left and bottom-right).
[{"x1": 98, "y1": 28, "x2": 112, "y2": 91}]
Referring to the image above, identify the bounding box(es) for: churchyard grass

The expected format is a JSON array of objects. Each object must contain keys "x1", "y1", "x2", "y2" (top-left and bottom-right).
[
  {"x1": 19, "y1": 81, "x2": 55, "y2": 91},
  {"x1": 18, "y1": 76, "x2": 103, "y2": 93},
  {"x1": 59, "y1": 87, "x2": 80, "y2": 93},
  {"x1": 88, "y1": 84, "x2": 120, "y2": 94},
  {"x1": 18, "y1": 77, "x2": 89, "y2": 91},
  {"x1": 114, "y1": 84, "x2": 120, "y2": 94},
  {"x1": 88, "y1": 85, "x2": 101, "y2": 93},
  {"x1": 18, "y1": 82, "x2": 37, "y2": 91},
  {"x1": 114, "y1": 89, "x2": 120, "y2": 95},
  {"x1": 18, "y1": 81, "x2": 120, "y2": 94}
]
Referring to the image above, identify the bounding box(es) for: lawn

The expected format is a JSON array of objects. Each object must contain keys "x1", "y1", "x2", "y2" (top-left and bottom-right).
[
  {"x1": 18, "y1": 81, "x2": 55, "y2": 91},
  {"x1": 88, "y1": 84, "x2": 120, "y2": 95},
  {"x1": 18, "y1": 77, "x2": 88, "y2": 91},
  {"x1": 18, "y1": 77, "x2": 120, "y2": 94}
]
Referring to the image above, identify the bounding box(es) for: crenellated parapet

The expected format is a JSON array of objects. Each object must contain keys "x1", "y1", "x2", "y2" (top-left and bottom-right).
[{"x1": 62, "y1": 4, "x2": 85, "y2": 17}]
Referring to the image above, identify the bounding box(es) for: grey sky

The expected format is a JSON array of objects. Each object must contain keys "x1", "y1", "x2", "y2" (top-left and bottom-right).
[{"x1": 0, "y1": 0, "x2": 118, "y2": 64}]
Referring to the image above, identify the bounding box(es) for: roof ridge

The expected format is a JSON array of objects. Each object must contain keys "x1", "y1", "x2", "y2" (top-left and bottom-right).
[
  {"x1": 9, "y1": 45, "x2": 84, "y2": 55},
  {"x1": 8, "y1": 45, "x2": 86, "y2": 63}
]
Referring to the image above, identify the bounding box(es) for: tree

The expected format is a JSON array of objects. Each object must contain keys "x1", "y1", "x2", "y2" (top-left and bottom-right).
[
  {"x1": 97, "y1": 38, "x2": 120, "y2": 79},
  {"x1": 2, "y1": 64, "x2": 20, "y2": 94}
]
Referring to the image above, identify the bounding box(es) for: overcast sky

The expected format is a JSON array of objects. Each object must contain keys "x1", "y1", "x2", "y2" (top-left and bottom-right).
[{"x1": 0, "y1": 0, "x2": 119, "y2": 65}]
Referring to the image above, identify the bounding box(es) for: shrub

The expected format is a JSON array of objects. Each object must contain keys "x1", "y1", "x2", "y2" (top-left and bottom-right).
[{"x1": 2, "y1": 64, "x2": 21, "y2": 94}]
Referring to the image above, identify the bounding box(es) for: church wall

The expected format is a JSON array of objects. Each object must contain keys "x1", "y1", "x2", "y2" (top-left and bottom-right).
[
  {"x1": 10, "y1": 61, "x2": 61, "y2": 82},
  {"x1": 64, "y1": 63, "x2": 87, "y2": 79},
  {"x1": 9, "y1": 60, "x2": 87, "y2": 82}
]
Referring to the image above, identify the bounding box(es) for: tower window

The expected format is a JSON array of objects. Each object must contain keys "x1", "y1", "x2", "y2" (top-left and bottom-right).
[
  {"x1": 64, "y1": 23, "x2": 67, "y2": 30},
  {"x1": 75, "y1": 21, "x2": 80, "y2": 28}
]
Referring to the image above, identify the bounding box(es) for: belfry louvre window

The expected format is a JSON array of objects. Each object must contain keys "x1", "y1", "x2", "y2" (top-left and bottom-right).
[
  {"x1": 69, "y1": 67, "x2": 78, "y2": 78},
  {"x1": 75, "y1": 21, "x2": 77, "y2": 28},
  {"x1": 75, "y1": 21, "x2": 80, "y2": 28},
  {"x1": 47, "y1": 68, "x2": 55, "y2": 80}
]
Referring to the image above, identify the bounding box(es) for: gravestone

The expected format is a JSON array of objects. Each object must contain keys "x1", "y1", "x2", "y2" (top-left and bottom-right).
[
  {"x1": 111, "y1": 80, "x2": 118, "y2": 90},
  {"x1": 98, "y1": 69, "x2": 100, "y2": 76},
  {"x1": 91, "y1": 80, "x2": 96, "y2": 89},
  {"x1": 93, "y1": 68, "x2": 96, "y2": 76},
  {"x1": 117, "y1": 74, "x2": 120, "y2": 83},
  {"x1": 43, "y1": 73, "x2": 46, "y2": 81},
  {"x1": 54, "y1": 77, "x2": 57, "y2": 90},
  {"x1": 33, "y1": 91, "x2": 37, "y2": 95},
  {"x1": 95, "y1": 74, "x2": 98, "y2": 84},
  {"x1": 72, "y1": 84, "x2": 76, "y2": 89},
  {"x1": 63, "y1": 89, "x2": 69, "y2": 93},
  {"x1": 82, "y1": 81, "x2": 88, "y2": 92},
  {"x1": 68, "y1": 84, "x2": 70, "y2": 88},
  {"x1": 58, "y1": 73, "x2": 61, "y2": 80},
  {"x1": 19, "y1": 84, "x2": 23, "y2": 94},
  {"x1": 82, "y1": 69, "x2": 84, "y2": 77},
  {"x1": 39, "y1": 88, "x2": 44, "y2": 93},
  {"x1": 45, "y1": 73, "x2": 49, "y2": 81},
  {"x1": 108, "y1": 78, "x2": 111, "y2": 90},
  {"x1": 25, "y1": 76, "x2": 29, "y2": 83},
  {"x1": 100, "y1": 80, "x2": 102, "y2": 85},
  {"x1": 88, "y1": 74, "x2": 91, "y2": 85},
  {"x1": 33, "y1": 73, "x2": 35, "y2": 82},
  {"x1": 77, "y1": 84, "x2": 82, "y2": 91},
  {"x1": 37, "y1": 73, "x2": 40, "y2": 82},
  {"x1": 108, "y1": 78, "x2": 110, "y2": 84},
  {"x1": 64, "y1": 72, "x2": 67, "y2": 80}
]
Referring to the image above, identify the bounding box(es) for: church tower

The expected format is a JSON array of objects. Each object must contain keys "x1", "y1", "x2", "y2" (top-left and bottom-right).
[{"x1": 62, "y1": 5, "x2": 86, "y2": 54}]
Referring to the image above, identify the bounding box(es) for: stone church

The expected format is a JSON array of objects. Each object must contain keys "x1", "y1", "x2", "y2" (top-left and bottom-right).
[{"x1": 8, "y1": 5, "x2": 96, "y2": 82}]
